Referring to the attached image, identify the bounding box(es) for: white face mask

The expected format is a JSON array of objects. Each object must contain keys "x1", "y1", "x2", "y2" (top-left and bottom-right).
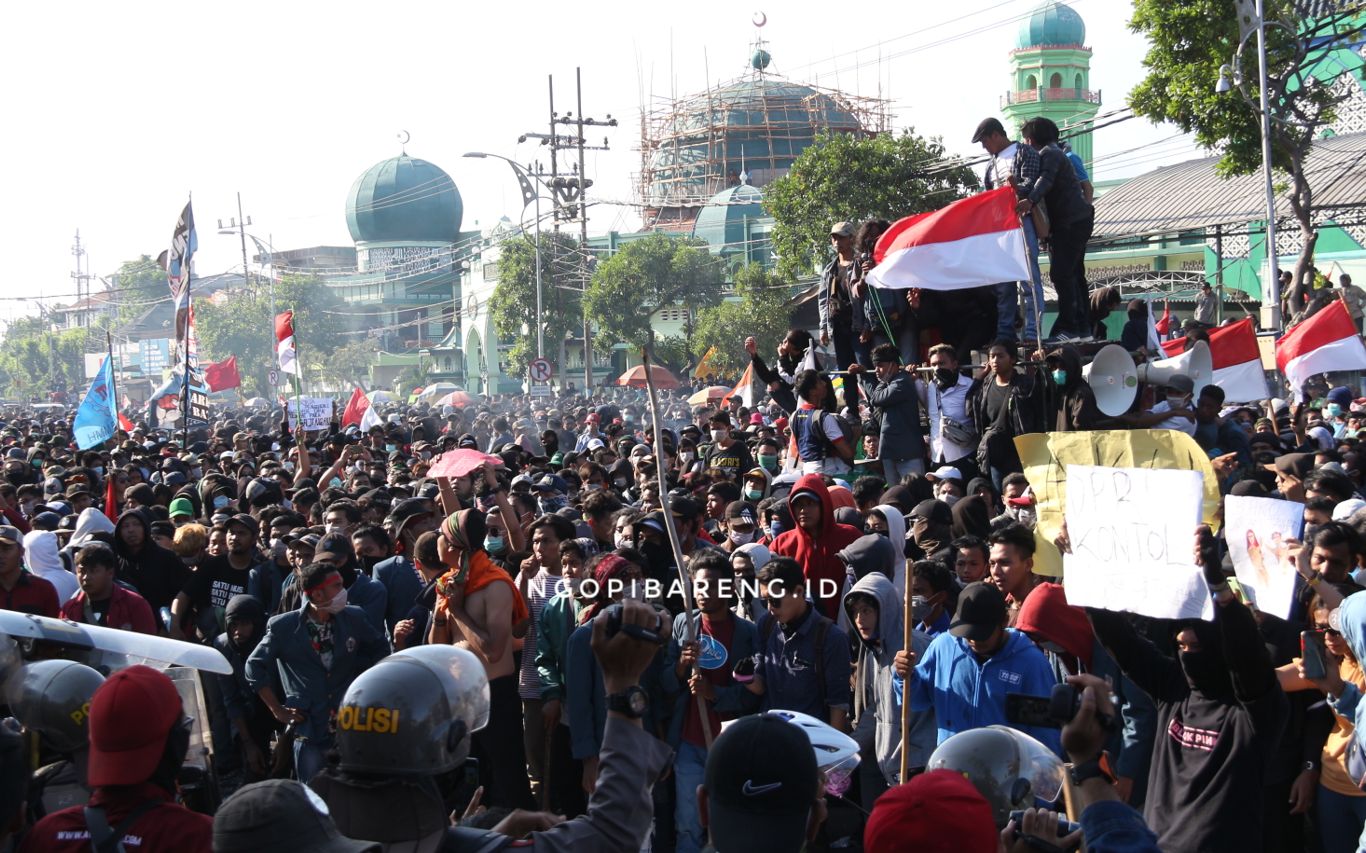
[
  {"x1": 710, "y1": 429, "x2": 727, "y2": 443},
  {"x1": 729, "y1": 529, "x2": 756, "y2": 546},
  {"x1": 320, "y1": 587, "x2": 348, "y2": 614},
  {"x1": 939, "y1": 493, "x2": 960, "y2": 507},
  {"x1": 1166, "y1": 395, "x2": 1189, "y2": 408},
  {"x1": 614, "y1": 533, "x2": 633, "y2": 550},
  {"x1": 680, "y1": 452, "x2": 695, "y2": 464}
]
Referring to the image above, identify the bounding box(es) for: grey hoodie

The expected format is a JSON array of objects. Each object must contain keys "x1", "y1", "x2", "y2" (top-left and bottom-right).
[{"x1": 842, "y1": 572, "x2": 934, "y2": 784}]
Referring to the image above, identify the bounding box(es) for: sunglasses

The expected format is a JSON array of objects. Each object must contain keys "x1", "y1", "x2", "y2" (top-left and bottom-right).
[
  {"x1": 764, "y1": 595, "x2": 790, "y2": 609},
  {"x1": 1316, "y1": 624, "x2": 1341, "y2": 636}
]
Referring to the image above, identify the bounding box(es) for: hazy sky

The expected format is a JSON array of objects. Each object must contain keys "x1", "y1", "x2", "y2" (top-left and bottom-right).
[{"x1": 0, "y1": 0, "x2": 1202, "y2": 328}]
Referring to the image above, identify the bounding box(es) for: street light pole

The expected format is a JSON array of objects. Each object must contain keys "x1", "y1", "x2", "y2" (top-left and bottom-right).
[{"x1": 1254, "y1": 0, "x2": 1281, "y2": 331}]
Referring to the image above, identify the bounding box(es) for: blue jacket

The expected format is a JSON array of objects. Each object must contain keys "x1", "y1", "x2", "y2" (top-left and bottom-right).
[
  {"x1": 244, "y1": 602, "x2": 390, "y2": 742},
  {"x1": 863, "y1": 372, "x2": 924, "y2": 462},
  {"x1": 659, "y1": 610, "x2": 761, "y2": 747},
  {"x1": 346, "y1": 572, "x2": 388, "y2": 638},
  {"x1": 1079, "y1": 801, "x2": 1161, "y2": 853},
  {"x1": 902, "y1": 628, "x2": 1062, "y2": 754},
  {"x1": 372, "y1": 555, "x2": 422, "y2": 635},
  {"x1": 247, "y1": 559, "x2": 287, "y2": 614},
  {"x1": 564, "y1": 621, "x2": 668, "y2": 760},
  {"x1": 755, "y1": 607, "x2": 853, "y2": 722}
]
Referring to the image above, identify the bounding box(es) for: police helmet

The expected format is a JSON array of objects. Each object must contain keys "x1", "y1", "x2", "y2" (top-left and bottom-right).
[
  {"x1": 925, "y1": 725, "x2": 1065, "y2": 828},
  {"x1": 334, "y1": 646, "x2": 489, "y2": 776},
  {"x1": 9, "y1": 660, "x2": 106, "y2": 753}
]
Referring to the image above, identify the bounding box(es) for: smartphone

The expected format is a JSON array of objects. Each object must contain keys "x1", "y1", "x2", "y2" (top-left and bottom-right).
[
  {"x1": 1302, "y1": 630, "x2": 1330, "y2": 680},
  {"x1": 1005, "y1": 693, "x2": 1056, "y2": 728}
]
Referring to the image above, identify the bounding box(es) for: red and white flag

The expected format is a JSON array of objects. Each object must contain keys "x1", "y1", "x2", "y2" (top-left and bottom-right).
[
  {"x1": 867, "y1": 187, "x2": 1031, "y2": 291},
  {"x1": 723, "y1": 363, "x2": 763, "y2": 409},
  {"x1": 1276, "y1": 300, "x2": 1366, "y2": 399},
  {"x1": 275, "y1": 311, "x2": 298, "y2": 376},
  {"x1": 1161, "y1": 317, "x2": 1269, "y2": 403},
  {"x1": 341, "y1": 387, "x2": 370, "y2": 428}
]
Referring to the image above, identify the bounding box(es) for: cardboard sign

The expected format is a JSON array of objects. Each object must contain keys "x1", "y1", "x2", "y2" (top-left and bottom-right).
[
  {"x1": 1063, "y1": 464, "x2": 1211, "y2": 620},
  {"x1": 1225, "y1": 495, "x2": 1305, "y2": 619},
  {"x1": 287, "y1": 397, "x2": 332, "y2": 431}
]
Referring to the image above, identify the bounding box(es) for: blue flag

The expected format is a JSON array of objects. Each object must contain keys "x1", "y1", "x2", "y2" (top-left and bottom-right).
[{"x1": 74, "y1": 356, "x2": 117, "y2": 450}]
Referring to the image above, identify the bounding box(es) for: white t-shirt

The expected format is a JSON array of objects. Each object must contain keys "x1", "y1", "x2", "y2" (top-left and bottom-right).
[
  {"x1": 1149, "y1": 400, "x2": 1197, "y2": 435},
  {"x1": 989, "y1": 142, "x2": 1020, "y2": 190}
]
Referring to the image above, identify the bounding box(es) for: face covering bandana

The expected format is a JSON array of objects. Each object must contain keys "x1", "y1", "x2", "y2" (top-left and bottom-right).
[
  {"x1": 729, "y1": 529, "x2": 756, "y2": 546},
  {"x1": 321, "y1": 587, "x2": 348, "y2": 614},
  {"x1": 538, "y1": 496, "x2": 566, "y2": 514},
  {"x1": 1051, "y1": 369, "x2": 1067, "y2": 387},
  {"x1": 911, "y1": 595, "x2": 931, "y2": 625},
  {"x1": 934, "y1": 367, "x2": 957, "y2": 388}
]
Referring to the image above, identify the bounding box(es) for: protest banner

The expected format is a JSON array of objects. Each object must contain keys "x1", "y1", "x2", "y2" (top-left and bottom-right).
[
  {"x1": 1063, "y1": 464, "x2": 1211, "y2": 621},
  {"x1": 1224, "y1": 495, "x2": 1304, "y2": 618},
  {"x1": 287, "y1": 396, "x2": 332, "y2": 431},
  {"x1": 1016, "y1": 429, "x2": 1221, "y2": 576}
]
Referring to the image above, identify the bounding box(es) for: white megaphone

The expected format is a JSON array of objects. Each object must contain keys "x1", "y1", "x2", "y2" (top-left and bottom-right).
[
  {"x1": 1140, "y1": 340, "x2": 1214, "y2": 397},
  {"x1": 1083, "y1": 344, "x2": 1140, "y2": 417}
]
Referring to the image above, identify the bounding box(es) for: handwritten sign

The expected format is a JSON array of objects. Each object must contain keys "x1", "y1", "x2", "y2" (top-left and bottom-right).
[
  {"x1": 1016, "y1": 429, "x2": 1222, "y2": 577},
  {"x1": 287, "y1": 397, "x2": 333, "y2": 431},
  {"x1": 1063, "y1": 464, "x2": 1211, "y2": 621},
  {"x1": 1225, "y1": 495, "x2": 1304, "y2": 619}
]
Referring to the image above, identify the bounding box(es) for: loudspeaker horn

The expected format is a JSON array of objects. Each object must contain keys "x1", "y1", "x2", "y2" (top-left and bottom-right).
[
  {"x1": 1083, "y1": 344, "x2": 1140, "y2": 417},
  {"x1": 1139, "y1": 340, "x2": 1214, "y2": 397}
]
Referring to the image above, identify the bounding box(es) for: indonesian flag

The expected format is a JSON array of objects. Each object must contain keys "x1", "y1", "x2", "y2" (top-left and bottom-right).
[
  {"x1": 723, "y1": 363, "x2": 763, "y2": 409},
  {"x1": 275, "y1": 311, "x2": 298, "y2": 376},
  {"x1": 1154, "y1": 303, "x2": 1172, "y2": 337},
  {"x1": 341, "y1": 387, "x2": 370, "y2": 428},
  {"x1": 203, "y1": 355, "x2": 241, "y2": 392},
  {"x1": 1277, "y1": 300, "x2": 1366, "y2": 399},
  {"x1": 118, "y1": 413, "x2": 134, "y2": 432},
  {"x1": 867, "y1": 187, "x2": 1031, "y2": 291},
  {"x1": 1161, "y1": 318, "x2": 1269, "y2": 403},
  {"x1": 360, "y1": 399, "x2": 382, "y2": 432}
]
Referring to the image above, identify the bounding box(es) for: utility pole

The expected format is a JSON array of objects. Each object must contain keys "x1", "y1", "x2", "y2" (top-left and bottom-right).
[
  {"x1": 217, "y1": 194, "x2": 253, "y2": 291},
  {"x1": 542, "y1": 69, "x2": 616, "y2": 392},
  {"x1": 71, "y1": 230, "x2": 92, "y2": 328}
]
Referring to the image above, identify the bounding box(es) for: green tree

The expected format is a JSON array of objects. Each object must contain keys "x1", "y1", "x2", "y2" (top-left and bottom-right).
[
  {"x1": 651, "y1": 335, "x2": 691, "y2": 376},
  {"x1": 316, "y1": 337, "x2": 380, "y2": 390},
  {"x1": 691, "y1": 264, "x2": 797, "y2": 376},
  {"x1": 0, "y1": 317, "x2": 101, "y2": 400},
  {"x1": 196, "y1": 275, "x2": 353, "y2": 396},
  {"x1": 487, "y1": 231, "x2": 585, "y2": 376},
  {"x1": 106, "y1": 256, "x2": 171, "y2": 325},
  {"x1": 1128, "y1": 0, "x2": 1366, "y2": 307},
  {"x1": 583, "y1": 233, "x2": 726, "y2": 358},
  {"x1": 765, "y1": 130, "x2": 980, "y2": 281}
]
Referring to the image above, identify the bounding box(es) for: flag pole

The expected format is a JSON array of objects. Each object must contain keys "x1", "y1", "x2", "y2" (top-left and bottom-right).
[
  {"x1": 180, "y1": 300, "x2": 191, "y2": 449},
  {"x1": 290, "y1": 307, "x2": 305, "y2": 435},
  {"x1": 107, "y1": 330, "x2": 119, "y2": 440}
]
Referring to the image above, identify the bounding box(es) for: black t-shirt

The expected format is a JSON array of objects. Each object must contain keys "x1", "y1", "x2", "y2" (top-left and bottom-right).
[
  {"x1": 89, "y1": 597, "x2": 110, "y2": 626},
  {"x1": 705, "y1": 440, "x2": 753, "y2": 483},
  {"x1": 984, "y1": 380, "x2": 1011, "y2": 427},
  {"x1": 185, "y1": 555, "x2": 253, "y2": 633}
]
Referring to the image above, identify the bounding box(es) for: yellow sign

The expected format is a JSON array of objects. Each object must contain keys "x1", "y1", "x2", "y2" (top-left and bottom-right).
[
  {"x1": 337, "y1": 705, "x2": 401, "y2": 734},
  {"x1": 1014, "y1": 430, "x2": 1222, "y2": 577}
]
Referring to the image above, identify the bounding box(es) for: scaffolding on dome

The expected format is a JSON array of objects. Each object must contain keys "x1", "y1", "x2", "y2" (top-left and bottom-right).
[{"x1": 635, "y1": 61, "x2": 891, "y2": 231}]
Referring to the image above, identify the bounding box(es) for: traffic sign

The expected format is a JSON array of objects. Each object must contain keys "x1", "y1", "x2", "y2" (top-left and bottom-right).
[
  {"x1": 268, "y1": 369, "x2": 279, "y2": 386},
  {"x1": 530, "y1": 384, "x2": 553, "y2": 398},
  {"x1": 529, "y1": 358, "x2": 553, "y2": 383}
]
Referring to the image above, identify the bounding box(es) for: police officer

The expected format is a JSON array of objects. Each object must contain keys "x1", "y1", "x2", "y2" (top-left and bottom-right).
[
  {"x1": 10, "y1": 659, "x2": 104, "y2": 819},
  {"x1": 311, "y1": 598, "x2": 674, "y2": 852}
]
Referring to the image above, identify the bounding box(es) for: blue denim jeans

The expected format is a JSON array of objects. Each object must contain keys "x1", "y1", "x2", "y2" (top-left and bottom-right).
[
  {"x1": 1318, "y1": 783, "x2": 1366, "y2": 852},
  {"x1": 674, "y1": 741, "x2": 708, "y2": 853},
  {"x1": 294, "y1": 736, "x2": 329, "y2": 784},
  {"x1": 993, "y1": 216, "x2": 1044, "y2": 342}
]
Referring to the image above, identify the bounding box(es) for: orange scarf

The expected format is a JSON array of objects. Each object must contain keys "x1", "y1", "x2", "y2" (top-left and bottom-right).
[{"x1": 434, "y1": 550, "x2": 529, "y2": 626}]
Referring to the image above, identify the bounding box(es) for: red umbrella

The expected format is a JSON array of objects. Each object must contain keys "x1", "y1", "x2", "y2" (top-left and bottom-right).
[
  {"x1": 435, "y1": 390, "x2": 476, "y2": 408},
  {"x1": 616, "y1": 364, "x2": 679, "y2": 389},
  {"x1": 427, "y1": 448, "x2": 502, "y2": 479}
]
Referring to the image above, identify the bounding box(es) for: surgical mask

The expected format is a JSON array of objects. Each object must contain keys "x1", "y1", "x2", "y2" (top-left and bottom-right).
[
  {"x1": 31, "y1": 460, "x2": 42, "y2": 469},
  {"x1": 213, "y1": 495, "x2": 231, "y2": 510},
  {"x1": 911, "y1": 595, "x2": 931, "y2": 625},
  {"x1": 939, "y1": 493, "x2": 960, "y2": 507},
  {"x1": 320, "y1": 587, "x2": 348, "y2": 614},
  {"x1": 614, "y1": 477, "x2": 628, "y2": 489},
  {"x1": 744, "y1": 487, "x2": 764, "y2": 501},
  {"x1": 1329, "y1": 403, "x2": 1344, "y2": 418},
  {"x1": 484, "y1": 535, "x2": 505, "y2": 554},
  {"x1": 1051, "y1": 369, "x2": 1067, "y2": 387},
  {"x1": 385, "y1": 444, "x2": 397, "y2": 453},
  {"x1": 729, "y1": 529, "x2": 756, "y2": 546},
  {"x1": 92, "y1": 466, "x2": 104, "y2": 477},
  {"x1": 1166, "y1": 395, "x2": 1189, "y2": 409},
  {"x1": 934, "y1": 367, "x2": 957, "y2": 387},
  {"x1": 770, "y1": 520, "x2": 785, "y2": 539},
  {"x1": 330, "y1": 478, "x2": 344, "y2": 489},
  {"x1": 710, "y1": 429, "x2": 727, "y2": 443},
  {"x1": 757, "y1": 454, "x2": 779, "y2": 472},
  {"x1": 614, "y1": 533, "x2": 634, "y2": 550},
  {"x1": 680, "y1": 451, "x2": 695, "y2": 465}
]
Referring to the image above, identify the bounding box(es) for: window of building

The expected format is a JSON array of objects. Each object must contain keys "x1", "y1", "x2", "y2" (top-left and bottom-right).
[
  {"x1": 1026, "y1": 74, "x2": 1038, "y2": 89},
  {"x1": 1049, "y1": 72, "x2": 1063, "y2": 89},
  {"x1": 1074, "y1": 73, "x2": 1083, "y2": 90}
]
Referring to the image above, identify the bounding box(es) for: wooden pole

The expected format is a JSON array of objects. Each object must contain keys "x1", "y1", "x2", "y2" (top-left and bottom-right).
[
  {"x1": 899, "y1": 566, "x2": 913, "y2": 782},
  {"x1": 641, "y1": 339, "x2": 714, "y2": 750}
]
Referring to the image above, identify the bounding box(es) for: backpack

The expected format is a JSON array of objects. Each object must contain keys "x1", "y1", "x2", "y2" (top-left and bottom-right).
[{"x1": 761, "y1": 610, "x2": 832, "y2": 713}]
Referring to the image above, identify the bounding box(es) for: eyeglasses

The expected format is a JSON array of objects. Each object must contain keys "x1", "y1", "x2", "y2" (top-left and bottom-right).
[
  {"x1": 1316, "y1": 624, "x2": 1341, "y2": 636},
  {"x1": 764, "y1": 595, "x2": 789, "y2": 609}
]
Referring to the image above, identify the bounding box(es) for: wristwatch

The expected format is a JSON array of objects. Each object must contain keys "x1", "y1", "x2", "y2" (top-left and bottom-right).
[
  {"x1": 1305, "y1": 759, "x2": 1320, "y2": 773},
  {"x1": 606, "y1": 686, "x2": 649, "y2": 719},
  {"x1": 1068, "y1": 752, "x2": 1117, "y2": 786}
]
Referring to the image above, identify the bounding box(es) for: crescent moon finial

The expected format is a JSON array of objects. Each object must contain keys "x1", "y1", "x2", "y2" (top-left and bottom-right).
[
  {"x1": 398, "y1": 130, "x2": 411, "y2": 152},
  {"x1": 753, "y1": 10, "x2": 767, "y2": 27}
]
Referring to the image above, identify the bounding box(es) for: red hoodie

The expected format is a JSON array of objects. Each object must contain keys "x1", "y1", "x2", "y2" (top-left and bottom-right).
[
  {"x1": 771, "y1": 473, "x2": 863, "y2": 620},
  {"x1": 1015, "y1": 582, "x2": 1094, "y2": 672}
]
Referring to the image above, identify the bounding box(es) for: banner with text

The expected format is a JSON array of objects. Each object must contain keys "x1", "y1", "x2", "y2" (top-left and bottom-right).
[
  {"x1": 287, "y1": 397, "x2": 333, "y2": 431},
  {"x1": 1063, "y1": 464, "x2": 1211, "y2": 621},
  {"x1": 1225, "y1": 495, "x2": 1305, "y2": 619}
]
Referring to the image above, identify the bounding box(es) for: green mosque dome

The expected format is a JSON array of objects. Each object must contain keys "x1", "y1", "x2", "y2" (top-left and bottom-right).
[
  {"x1": 346, "y1": 155, "x2": 463, "y2": 244},
  {"x1": 1016, "y1": 1, "x2": 1086, "y2": 49}
]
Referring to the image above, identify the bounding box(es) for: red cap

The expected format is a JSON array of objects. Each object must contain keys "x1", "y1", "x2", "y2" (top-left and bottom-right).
[
  {"x1": 749, "y1": 412, "x2": 765, "y2": 425},
  {"x1": 586, "y1": 412, "x2": 601, "y2": 424},
  {"x1": 86, "y1": 665, "x2": 183, "y2": 786},
  {"x1": 864, "y1": 770, "x2": 998, "y2": 853},
  {"x1": 774, "y1": 417, "x2": 789, "y2": 430}
]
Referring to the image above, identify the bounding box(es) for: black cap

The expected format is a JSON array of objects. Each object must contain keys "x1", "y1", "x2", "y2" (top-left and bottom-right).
[
  {"x1": 971, "y1": 117, "x2": 1006, "y2": 143},
  {"x1": 703, "y1": 713, "x2": 820, "y2": 853},
  {"x1": 949, "y1": 582, "x2": 1008, "y2": 641},
  {"x1": 385, "y1": 497, "x2": 432, "y2": 535},
  {"x1": 226, "y1": 513, "x2": 260, "y2": 539},
  {"x1": 213, "y1": 779, "x2": 378, "y2": 853}
]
